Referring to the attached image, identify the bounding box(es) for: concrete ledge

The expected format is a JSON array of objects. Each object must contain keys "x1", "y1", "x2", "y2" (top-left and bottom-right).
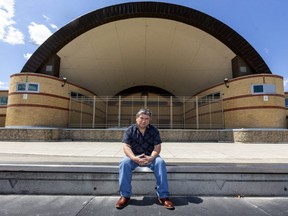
[
  {"x1": 1, "y1": 163, "x2": 288, "y2": 174},
  {"x1": 0, "y1": 164, "x2": 288, "y2": 196},
  {"x1": 0, "y1": 128, "x2": 288, "y2": 143}
]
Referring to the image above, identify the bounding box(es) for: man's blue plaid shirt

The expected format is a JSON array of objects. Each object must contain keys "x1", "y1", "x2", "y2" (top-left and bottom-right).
[{"x1": 122, "y1": 124, "x2": 162, "y2": 155}]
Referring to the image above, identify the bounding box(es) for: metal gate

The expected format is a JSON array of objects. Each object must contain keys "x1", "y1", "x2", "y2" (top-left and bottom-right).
[{"x1": 68, "y1": 95, "x2": 224, "y2": 129}]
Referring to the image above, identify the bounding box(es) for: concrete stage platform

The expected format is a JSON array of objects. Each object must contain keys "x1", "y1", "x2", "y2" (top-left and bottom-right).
[{"x1": 0, "y1": 141, "x2": 288, "y2": 197}]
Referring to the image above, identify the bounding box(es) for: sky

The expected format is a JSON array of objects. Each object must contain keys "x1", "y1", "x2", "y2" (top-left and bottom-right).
[{"x1": 0, "y1": 0, "x2": 287, "y2": 91}]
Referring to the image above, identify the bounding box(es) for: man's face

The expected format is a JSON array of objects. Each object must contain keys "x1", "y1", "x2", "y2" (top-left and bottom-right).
[{"x1": 136, "y1": 114, "x2": 150, "y2": 129}]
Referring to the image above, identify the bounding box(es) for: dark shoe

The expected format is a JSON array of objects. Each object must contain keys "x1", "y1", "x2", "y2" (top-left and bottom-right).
[
  {"x1": 158, "y1": 198, "x2": 175, "y2": 210},
  {"x1": 116, "y1": 196, "x2": 130, "y2": 209}
]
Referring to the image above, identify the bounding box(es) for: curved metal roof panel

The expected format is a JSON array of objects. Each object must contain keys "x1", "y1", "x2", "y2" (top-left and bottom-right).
[{"x1": 21, "y1": 2, "x2": 271, "y2": 74}]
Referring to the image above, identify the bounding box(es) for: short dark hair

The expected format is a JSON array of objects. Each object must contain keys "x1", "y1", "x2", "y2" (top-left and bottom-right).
[{"x1": 136, "y1": 108, "x2": 152, "y2": 118}]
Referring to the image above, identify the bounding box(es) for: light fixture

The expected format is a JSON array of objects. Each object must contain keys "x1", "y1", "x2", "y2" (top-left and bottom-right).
[
  {"x1": 62, "y1": 77, "x2": 67, "y2": 87},
  {"x1": 224, "y1": 78, "x2": 229, "y2": 88}
]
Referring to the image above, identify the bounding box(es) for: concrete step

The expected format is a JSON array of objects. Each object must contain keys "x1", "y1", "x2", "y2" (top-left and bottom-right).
[{"x1": 1, "y1": 163, "x2": 288, "y2": 197}]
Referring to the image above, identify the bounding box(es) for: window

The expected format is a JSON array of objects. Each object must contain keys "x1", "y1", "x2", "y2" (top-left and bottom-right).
[
  {"x1": 253, "y1": 85, "x2": 264, "y2": 93},
  {"x1": 16, "y1": 82, "x2": 40, "y2": 92},
  {"x1": 71, "y1": 91, "x2": 85, "y2": 98},
  {"x1": 70, "y1": 91, "x2": 93, "y2": 105},
  {"x1": 213, "y1": 92, "x2": 221, "y2": 100},
  {"x1": 240, "y1": 66, "x2": 247, "y2": 73},
  {"x1": 28, "y1": 83, "x2": 39, "y2": 91},
  {"x1": 0, "y1": 97, "x2": 8, "y2": 105},
  {"x1": 251, "y1": 84, "x2": 276, "y2": 94},
  {"x1": 17, "y1": 83, "x2": 26, "y2": 91},
  {"x1": 199, "y1": 92, "x2": 221, "y2": 106},
  {"x1": 285, "y1": 98, "x2": 288, "y2": 108},
  {"x1": 46, "y1": 65, "x2": 53, "y2": 72}
]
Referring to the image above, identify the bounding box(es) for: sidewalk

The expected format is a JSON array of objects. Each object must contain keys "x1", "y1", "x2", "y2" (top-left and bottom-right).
[
  {"x1": 0, "y1": 195, "x2": 287, "y2": 216},
  {"x1": 0, "y1": 141, "x2": 288, "y2": 164}
]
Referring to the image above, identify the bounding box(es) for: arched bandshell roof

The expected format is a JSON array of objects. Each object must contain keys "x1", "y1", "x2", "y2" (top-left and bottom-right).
[{"x1": 21, "y1": 2, "x2": 271, "y2": 96}]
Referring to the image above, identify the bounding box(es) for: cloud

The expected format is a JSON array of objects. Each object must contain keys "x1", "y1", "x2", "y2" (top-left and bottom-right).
[
  {"x1": 0, "y1": 0, "x2": 24, "y2": 44},
  {"x1": 264, "y1": 48, "x2": 270, "y2": 54},
  {"x1": 0, "y1": 81, "x2": 9, "y2": 90},
  {"x1": 28, "y1": 22, "x2": 52, "y2": 45},
  {"x1": 284, "y1": 77, "x2": 288, "y2": 92},
  {"x1": 42, "y1": 15, "x2": 50, "y2": 22},
  {"x1": 50, "y1": 24, "x2": 58, "y2": 29},
  {"x1": 24, "y1": 53, "x2": 32, "y2": 60},
  {"x1": 3, "y1": 26, "x2": 24, "y2": 44},
  {"x1": 43, "y1": 14, "x2": 58, "y2": 30}
]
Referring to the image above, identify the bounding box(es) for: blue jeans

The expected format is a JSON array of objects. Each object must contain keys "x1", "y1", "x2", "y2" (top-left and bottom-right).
[{"x1": 119, "y1": 156, "x2": 170, "y2": 198}]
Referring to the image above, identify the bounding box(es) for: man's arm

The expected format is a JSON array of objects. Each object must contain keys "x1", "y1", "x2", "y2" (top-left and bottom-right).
[
  {"x1": 145, "y1": 143, "x2": 161, "y2": 163},
  {"x1": 123, "y1": 143, "x2": 144, "y2": 164}
]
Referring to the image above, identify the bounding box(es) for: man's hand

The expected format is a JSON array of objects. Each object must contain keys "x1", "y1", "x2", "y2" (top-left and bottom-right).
[
  {"x1": 133, "y1": 154, "x2": 145, "y2": 165},
  {"x1": 134, "y1": 154, "x2": 155, "y2": 166}
]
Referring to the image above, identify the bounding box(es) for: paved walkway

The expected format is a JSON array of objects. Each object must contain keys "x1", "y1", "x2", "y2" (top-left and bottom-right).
[
  {"x1": 0, "y1": 141, "x2": 288, "y2": 164},
  {"x1": 0, "y1": 195, "x2": 287, "y2": 216}
]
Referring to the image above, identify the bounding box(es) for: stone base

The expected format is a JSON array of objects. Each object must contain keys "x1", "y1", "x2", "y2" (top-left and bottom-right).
[{"x1": 0, "y1": 128, "x2": 287, "y2": 143}]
